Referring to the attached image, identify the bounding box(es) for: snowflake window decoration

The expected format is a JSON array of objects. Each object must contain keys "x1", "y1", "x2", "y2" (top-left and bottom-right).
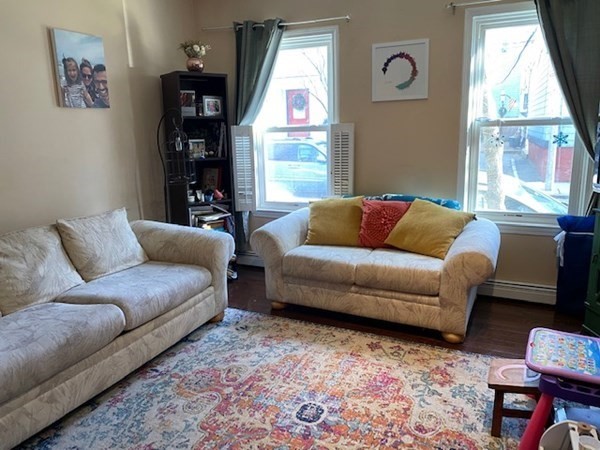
[
  {"x1": 488, "y1": 132, "x2": 505, "y2": 147},
  {"x1": 553, "y1": 132, "x2": 569, "y2": 148}
]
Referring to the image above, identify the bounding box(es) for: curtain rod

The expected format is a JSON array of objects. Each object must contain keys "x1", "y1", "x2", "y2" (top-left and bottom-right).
[
  {"x1": 446, "y1": 0, "x2": 504, "y2": 14},
  {"x1": 201, "y1": 15, "x2": 351, "y2": 32}
]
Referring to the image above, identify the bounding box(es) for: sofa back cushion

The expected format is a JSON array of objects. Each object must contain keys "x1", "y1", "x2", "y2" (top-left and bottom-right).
[
  {"x1": 0, "y1": 225, "x2": 84, "y2": 315},
  {"x1": 384, "y1": 199, "x2": 475, "y2": 259},
  {"x1": 365, "y1": 194, "x2": 462, "y2": 210},
  {"x1": 359, "y1": 199, "x2": 411, "y2": 248},
  {"x1": 56, "y1": 207, "x2": 148, "y2": 281},
  {"x1": 305, "y1": 196, "x2": 364, "y2": 246}
]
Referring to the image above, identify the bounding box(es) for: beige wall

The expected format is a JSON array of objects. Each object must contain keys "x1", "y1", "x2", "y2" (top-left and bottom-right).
[
  {"x1": 0, "y1": 0, "x2": 561, "y2": 295},
  {"x1": 196, "y1": 0, "x2": 560, "y2": 293},
  {"x1": 0, "y1": 0, "x2": 195, "y2": 232}
]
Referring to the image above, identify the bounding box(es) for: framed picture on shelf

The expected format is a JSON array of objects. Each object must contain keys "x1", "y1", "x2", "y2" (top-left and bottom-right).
[
  {"x1": 203, "y1": 95, "x2": 223, "y2": 117},
  {"x1": 189, "y1": 139, "x2": 206, "y2": 159},
  {"x1": 202, "y1": 167, "x2": 221, "y2": 190},
  {"x1": 180, "y1": 90, "x2": 196, "y2": 116}
]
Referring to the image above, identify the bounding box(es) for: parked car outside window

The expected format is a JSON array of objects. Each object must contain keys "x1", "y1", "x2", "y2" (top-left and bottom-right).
[
  {"x1": 477, "y1": 172, "x2": 568, "y2": 215},
  {"x1": 265, "y1": 138, "x2": 328, "y2": 200}
]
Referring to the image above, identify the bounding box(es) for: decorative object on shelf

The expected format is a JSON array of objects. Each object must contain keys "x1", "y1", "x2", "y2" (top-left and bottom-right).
[
  {"x1": 186, "y1": 58, "x2": 204, "y2": 72},
  {"x1": 202, "y1": 168, "x2": 221, "y2": 191},
  {"x1": 179, "y1": 40, "x2": 211, "y2": 72},
  {"x1": 213, "y1": 189, "x2": 224, "y2": 200},
  {"x1": 202, "y1": 95, "x2": 223, "y2": 117},
  {"x1": 372, "y1": 39, "x2": 429, "y2": 102},
  {"x1": 180, "y1": 90, "x2": 196, "y2": 116},
  {"x1": 189, "y1": 139, "x2": 206, "y2": 159},
  {"x1": 155, "y1": 108, "x2": 195, "y2": 222}
]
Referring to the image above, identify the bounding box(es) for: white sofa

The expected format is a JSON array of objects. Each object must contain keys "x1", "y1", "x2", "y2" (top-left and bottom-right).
[
  {"x1": 250, "y1": 206, "x2": 500, "y2": 343},
  {"x1": 0, "y1": 209, "x2": 234, "y2": 450}
]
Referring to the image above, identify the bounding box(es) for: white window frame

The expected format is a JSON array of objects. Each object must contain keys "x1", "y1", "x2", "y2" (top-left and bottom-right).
[
  {"x1": 457, "y1": 3, "x2": 591, "y2": 235},
  {"x1": 232, "y1": 26, "x2": 354, "y2": 217}
]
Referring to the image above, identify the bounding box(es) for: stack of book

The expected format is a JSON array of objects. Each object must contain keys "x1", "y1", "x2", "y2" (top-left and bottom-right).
[{"x1": 189, "y1": 205, "x2": 231, "y2": 231}]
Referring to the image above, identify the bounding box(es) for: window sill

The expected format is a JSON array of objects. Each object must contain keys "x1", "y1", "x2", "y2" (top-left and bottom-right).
[
  {"x1": 493, "y1": 220, "x2": 560, "y2": 237},
  {"x1": 252, "y1": 209, "x2": 292, "y2": 220}
]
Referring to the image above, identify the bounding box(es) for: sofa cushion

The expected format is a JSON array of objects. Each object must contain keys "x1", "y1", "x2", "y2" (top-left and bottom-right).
[
  {"x1": 57, "y1": 261, "x2": 211, "y2": 330},
  {"x1": 56, "y1": 207, "x2": 148, "y2": 281},
  {"x1": 0, "y1": 302, "x2": 125, "y2": 405},
  {"x1": 385, "y1": 199, "x2": 476, "y2": 259},
  {"x1": 366, "y1": 194, "x2": 462, "y2": 210},
  {"x1": 0, "y1": 226, "x2": 84, "y2": 315},
  {"x1": 355, "y1": 248, "x2": 443, "y2": 295},
  {"x1": 283, "y1": 245, "x2": 373, "y2": 285},
  {"x1": 359, "y1": 200, "x2": 411, "y2": 248},
  {"x1": 305, "y1": 196, "x2": 364, "y2": 246}
]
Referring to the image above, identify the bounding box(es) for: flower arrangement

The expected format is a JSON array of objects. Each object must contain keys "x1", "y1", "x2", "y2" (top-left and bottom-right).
[{"x1": 179, "y1": 40, "x2": 211, "y2": 59}]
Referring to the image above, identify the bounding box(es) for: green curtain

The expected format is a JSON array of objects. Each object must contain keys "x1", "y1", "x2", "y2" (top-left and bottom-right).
[
  {"x1": 234, "y1": 18, "x2": 284, "y2": 125},
  {"x1": 535, "y1": 0, "x2": 600, "y2": 212}
]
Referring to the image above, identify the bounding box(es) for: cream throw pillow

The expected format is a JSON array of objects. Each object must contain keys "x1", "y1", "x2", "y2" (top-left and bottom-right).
[
  {"x1": 305, "y1": 196, "x2": 364, "y2": 246},
  {"x1": 56, "y1": 207, "x2": 148, "y2": 281},
  {"x1": 384, "y1": 199, "x2": 475, "y2": 259},
  {"x1": 0, "y1": 225, "x2": 84, "y2": 315}
]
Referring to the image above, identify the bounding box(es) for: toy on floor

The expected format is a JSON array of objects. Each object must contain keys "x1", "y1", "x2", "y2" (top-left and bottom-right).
[
  {"x1": 539, "y1": 420, "x2": 600, "y2": 450},
  {"x1": 519, "y1": 328, "x2": 600, "y2": 450},
  {"x1": 526, "y1": 328, "x2": 600, "y2": 383}
]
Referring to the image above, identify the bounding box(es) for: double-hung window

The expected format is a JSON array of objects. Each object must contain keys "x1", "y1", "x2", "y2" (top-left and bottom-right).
[
  {"x1": 459, "y1": 3, "x2": 589, "y2": 230},
  {"x1": 232, "y1": 26, "x2": 354, "y2": 214}
]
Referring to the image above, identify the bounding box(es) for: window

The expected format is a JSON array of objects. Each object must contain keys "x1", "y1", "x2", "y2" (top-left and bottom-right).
[
  {"x1": 232, "y1": 26, "x2": 354, "y2": 213},
  {"x1": 459, "y1": 4, "x2": 589, "y2": 230}
]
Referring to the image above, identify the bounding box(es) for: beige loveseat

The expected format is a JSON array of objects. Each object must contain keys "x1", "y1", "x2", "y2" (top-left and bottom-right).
[
  {"x1": 251, "y1": 206, "x2": 500, "y2": 343},
  {"x1": 0, "y1": 208, "x2": 234, "y2": 450}
]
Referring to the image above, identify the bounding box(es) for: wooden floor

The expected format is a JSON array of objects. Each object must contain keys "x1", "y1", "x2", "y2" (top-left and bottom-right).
[{"x1": 228, "y1": 265, "x2": 583, "y2": 359}]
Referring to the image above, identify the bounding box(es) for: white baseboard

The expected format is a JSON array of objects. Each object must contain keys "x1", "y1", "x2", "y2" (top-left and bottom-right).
[
  {"x1": 478, "y1": 280, "x2": 556, "y2": 305},
  {"x1": 237, "y1": 252, "x2": 557, "y2": 305}
]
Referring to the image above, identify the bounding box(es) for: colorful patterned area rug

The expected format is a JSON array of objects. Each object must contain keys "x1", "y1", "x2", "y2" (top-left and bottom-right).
[{"x1": 21, "y1": 309, "x2": 531, "y2": 449}]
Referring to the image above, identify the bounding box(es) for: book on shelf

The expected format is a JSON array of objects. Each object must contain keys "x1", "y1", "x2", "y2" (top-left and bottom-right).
[
  {"x1": 189, "y1": 203, "x2": 229, "y2": 214},
  {"x1": 189, "y1": 203, "x2": 231, "y2": 227},
  {"x1": 199, "y1": 219, "x2": 225, "y2": 230},
  {"x1": 217, "y1": 122, "x2": 226, "y2": 157},
  {"x1": 194, "y1": 211, "x2": 231, "y2": 222}
]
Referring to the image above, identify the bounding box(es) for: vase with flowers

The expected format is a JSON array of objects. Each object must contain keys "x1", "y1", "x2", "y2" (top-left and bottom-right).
[{"x1": 179, "y1": 40, "x2": 211, "y2": 72}]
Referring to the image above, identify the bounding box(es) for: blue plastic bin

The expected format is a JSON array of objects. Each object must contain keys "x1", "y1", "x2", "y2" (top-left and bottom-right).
[{"x1": 556, "y1": 215, "x2": 595, "y2": 316}]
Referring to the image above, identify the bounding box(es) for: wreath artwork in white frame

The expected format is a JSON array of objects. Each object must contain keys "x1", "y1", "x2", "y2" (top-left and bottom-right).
[{"x1": 372, "y1": 39, "x2": 429, "y2": 102}]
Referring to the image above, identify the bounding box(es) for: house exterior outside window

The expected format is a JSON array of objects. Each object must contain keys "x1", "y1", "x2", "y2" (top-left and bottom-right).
[{"x1": 458, "y1": 3, "x2": 589, "y2": 233}]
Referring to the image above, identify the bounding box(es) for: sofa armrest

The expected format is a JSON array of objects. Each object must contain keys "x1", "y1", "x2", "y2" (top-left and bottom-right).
[
  {"x1": 250, "y1": 208, "x2": 309, "y2": 300},
  {"x1": 130, "y1": 220, "x2": 235, "y2": 311},
  {"x1": 439, "y1": 217, "x2": 501, "y2": 334}
]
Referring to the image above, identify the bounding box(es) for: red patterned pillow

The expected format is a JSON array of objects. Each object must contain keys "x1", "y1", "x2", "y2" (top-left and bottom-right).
[{"x1": 359, "y1": 200, "x2": 411, "y2": 248}]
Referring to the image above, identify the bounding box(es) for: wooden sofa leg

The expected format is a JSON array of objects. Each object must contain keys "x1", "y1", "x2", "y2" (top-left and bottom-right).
[
  {"x1": 271, "y1": 301, "x2": 287, "y2": 310},
  {"x1": 209, "y1": 312, "x2": 225, "y2": 323},
  {"x1": 441, "y1": 332, "x2": 465, "y2": 344}
]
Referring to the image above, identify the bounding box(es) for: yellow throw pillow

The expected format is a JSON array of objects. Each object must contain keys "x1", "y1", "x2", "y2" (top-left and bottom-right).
[
  {"x1": 306, "y1": 196, "x2": 364, "y2": 246},
  {"x1": 384, "y1": 199, "x2": 475, "y2": 259}
]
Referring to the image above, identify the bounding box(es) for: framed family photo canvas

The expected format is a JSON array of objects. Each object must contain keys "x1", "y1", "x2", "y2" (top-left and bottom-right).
[
  {"x1": 50, "y1": 27, "x2": 109, "y2": 109},
  {"x1": 372, "y1": 39, "x2": 429, "y2": 102}
]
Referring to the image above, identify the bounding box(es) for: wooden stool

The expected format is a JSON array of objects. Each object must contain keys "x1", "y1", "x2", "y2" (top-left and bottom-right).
[{"x1": 487, "y1": 358, "x2": 540, "y2": 437}]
